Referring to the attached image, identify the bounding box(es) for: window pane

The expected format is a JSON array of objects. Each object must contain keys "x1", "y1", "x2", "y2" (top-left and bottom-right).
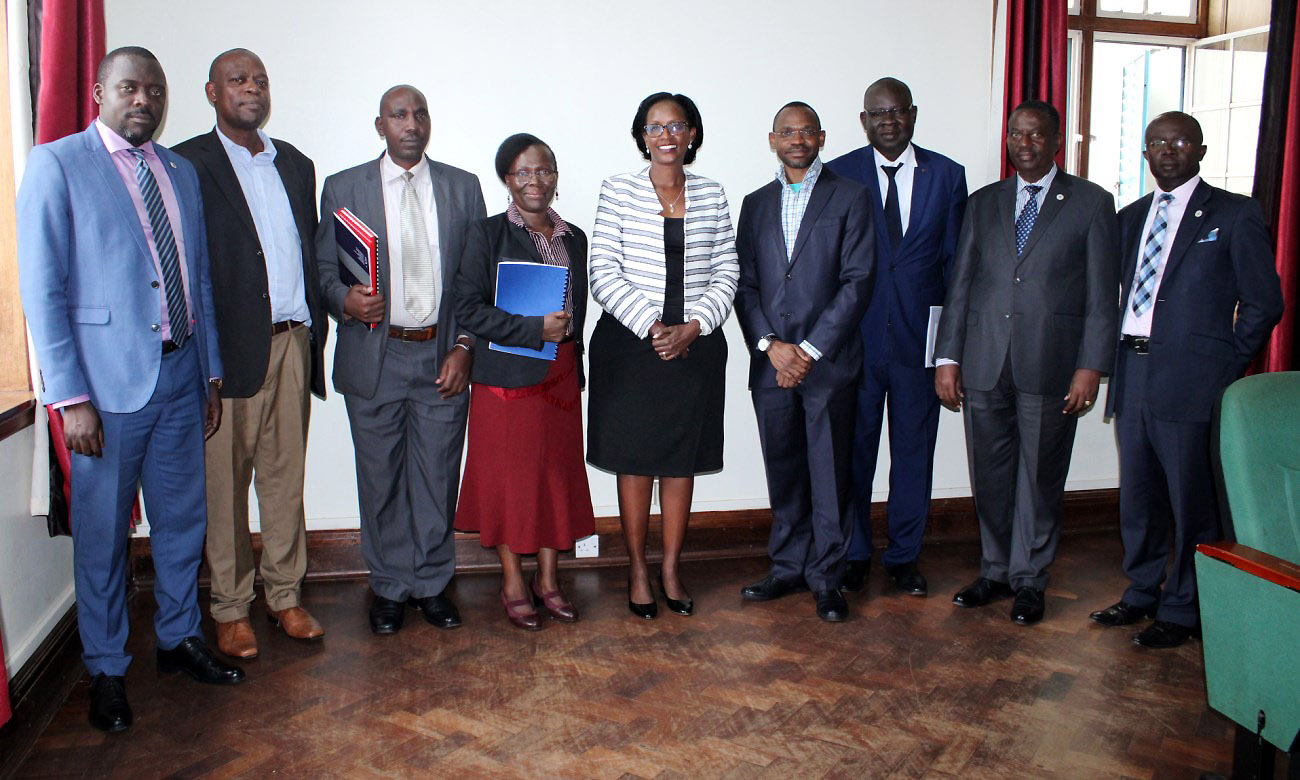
[
  {"x1": 1225, "y1": 176, "x2": 1255, "y2": 195},
  {"x1": 1089, "y1": 41, "x2": 1186, "y2": 205},
  {"x1": 1193, "y1": 41, "x2": 1232, "y2": 107},
  {"x1": 1194, "y1": 108, "x2": 1230, "y2": 179},
  {"x1": 1227, "y1": 105, "x2": 1261, "y2": 175},
  {"x1": 1100, "y1": 0, "x2": 1145, "y2": 12},
  {"x1": 1232, "y1": 33, "x2": 1269, "y2": 103},
  {"x1": 1146, "y1": 0, "x2": 1195, "y2": 17}
]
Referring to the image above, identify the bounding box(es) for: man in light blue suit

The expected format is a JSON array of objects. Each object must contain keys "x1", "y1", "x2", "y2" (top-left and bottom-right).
[
  {"x1": 18, "y1": 47, "x2": 243, "y2": 735},
  {"x1": 827, "y1": 78, "x2": 968, "y2": 596}
]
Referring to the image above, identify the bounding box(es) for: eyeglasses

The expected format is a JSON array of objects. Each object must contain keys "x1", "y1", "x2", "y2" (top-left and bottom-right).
[
  {"x1": 507, "y1": 168, "x2": 557, "y2": 184},
  {"x1": 1145, "y1": 138, "x2": 1197, "y2": 151},
  {"x1": 643, "y1": 121, "x2": 690, "y2": 137},
  {"x1": 865, "y1": 106, "x2": 912, "y2": 119},
  {"x1": 774, "y1": 128, "x2": 822, "y2": 139}
]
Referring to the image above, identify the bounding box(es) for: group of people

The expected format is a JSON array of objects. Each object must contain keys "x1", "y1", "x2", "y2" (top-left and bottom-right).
[{"x1": 15, "y1": 43, "x2": 1283, "y2": 736}]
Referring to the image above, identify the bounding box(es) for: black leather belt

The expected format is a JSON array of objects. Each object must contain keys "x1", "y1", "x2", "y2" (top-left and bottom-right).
[
  {"x1": 271, "y1": 320, "x2": 303, "y2": 336},
  {"x1": 388, "y1": 325, "x2": 437, "y2": 342},
  {"x1": 1120, "y1": 334, "x2": 1150, "y2": 354},
  {"x1": 162, "y1": 340, "x2": 180, "y2": 354}
]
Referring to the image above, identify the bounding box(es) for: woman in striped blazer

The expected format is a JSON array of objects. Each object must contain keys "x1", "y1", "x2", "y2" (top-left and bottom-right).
[{"x1": 587, "y1": 92, "x2": 739, "y2": 620}]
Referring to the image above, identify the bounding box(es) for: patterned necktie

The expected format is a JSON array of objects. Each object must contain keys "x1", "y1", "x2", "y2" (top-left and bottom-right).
[
  {"x1": 400, "y1": 171, "x2": 436, "y2": 320},
  {"x1": 1131, "y1": 193, "x2": 1176, "y2": 316},
  {"x1": 127, "y1": 148, "x2": 188, "y2": 345},
  {"x1": 882, "y1": 164, "x2": 903, "y2": 249},
  {"x1": 1015, "y1": 184, "x2": 1042, "y2": 255}
]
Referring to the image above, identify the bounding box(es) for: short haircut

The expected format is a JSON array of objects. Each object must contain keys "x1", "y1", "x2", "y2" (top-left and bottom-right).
[
  {"x1": 494, "y1": 133, "x2": 555, "y2": 183},
  {"x1": 1149, "y1": 110, "x2": 1204, "y2": 145},
  {"x1": 1011, "y1": 99, "x2": 1061, "y2": 136},
  {"x1": 378, "y1": 84, "x2": 424, "y2": 115},
  {"x1": 208, "y1": 47, "x2": 258, "y2": 82},
  {"x1": 96, "y1": 46, "x2": 159, "y2": 84},
  {"x1": 865, "y1": 77, "x2": 912, "y2": 107},
  {"x1": 631, "y1": 92, "x2": 703, "y2": 165},
  {"x1": 772, "y1": 101, "x2": 821, "y2": 131}
]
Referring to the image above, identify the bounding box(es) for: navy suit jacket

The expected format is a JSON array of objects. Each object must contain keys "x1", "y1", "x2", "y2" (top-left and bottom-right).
[
  {"x1": 18, "y1": 123, "x2": 222, "y2": 413},
  {"x1": 826, "y1": 144, "x2": 966, "y2": 367},
  {"x1": 734, "y1": 167, "x2": 875, "y2": 392},
  {"x1": 1106, "y1": 181, "x2": 1283, "y2": 422}
]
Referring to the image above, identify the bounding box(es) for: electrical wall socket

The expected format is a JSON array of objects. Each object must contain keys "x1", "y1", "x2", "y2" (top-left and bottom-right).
[{"x1": 574, "y1": 534, "x2": 599, "y2": 558}]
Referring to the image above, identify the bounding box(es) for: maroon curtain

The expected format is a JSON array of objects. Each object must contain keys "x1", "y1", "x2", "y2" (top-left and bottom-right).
[
  {"x1": 1002, "y1": 0, "x2": 1069, "y2": 178},
  {"x1": 1252, "y1": 0, "x2": 1299, "y2": 372},
  {"x1": 34, "y1": 0, "x2": 103, "y2": 143}
]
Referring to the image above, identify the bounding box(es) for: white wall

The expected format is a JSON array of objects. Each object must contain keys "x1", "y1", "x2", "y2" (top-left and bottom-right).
[{"x1": 106, "y1": 0, "x2": 1118, "y2": 533}]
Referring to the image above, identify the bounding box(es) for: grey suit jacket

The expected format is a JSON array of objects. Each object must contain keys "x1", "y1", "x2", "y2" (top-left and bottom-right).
[
  {"x1": 934, "y1": 171, "x2": 1119, "y2": 397},
  {"x1": 315, "y1": 154, "x2": 486, "y2": 399}
]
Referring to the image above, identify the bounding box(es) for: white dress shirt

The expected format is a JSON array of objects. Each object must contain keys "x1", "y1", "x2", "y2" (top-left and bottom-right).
[
  {"x1": 873, "y1": 143, "x2": 918, "y2": 235},
  {"x1": 1121, "y1": 175, "x2": 1201, "y2": 337},
  {"x1": 380, "y1": 153, "x2": 442, "y2": 328},
  {"x1": 216, "y1": 127, "x2": 310, "y2": 327}
]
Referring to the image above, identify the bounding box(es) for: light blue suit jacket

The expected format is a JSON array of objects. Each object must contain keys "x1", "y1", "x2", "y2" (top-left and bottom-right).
[{"x1": 18, "y1": 122, "x2": 222, "y2": 413}]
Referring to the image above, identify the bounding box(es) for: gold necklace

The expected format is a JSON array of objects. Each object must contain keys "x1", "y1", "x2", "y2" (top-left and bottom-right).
[{"x1": 655, "y1": 179, "x2": 685, "y2": 215}]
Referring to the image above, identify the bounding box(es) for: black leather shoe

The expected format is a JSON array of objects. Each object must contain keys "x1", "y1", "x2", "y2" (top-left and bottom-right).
[
  {"x1": 369, "y1": 596, "x2": 405, "y2": 634},
  {"x1": 156, "y1": 637, "x2": 245, "y2": 685},
  {"x1": 408, "y1": 594, "x2": 463, "y2": 629},
  {"x1": 885, "y1": 562, "x2": 928, "y2": 596},
  {"x1": 839, "y1": 559, "x2": 870, "y2": 592},
  {"x1": 658, "y1": 577, "x2": 693, "y2": 616},
  {"x1": 1010, "y1": 587, "x2": 1046, "y2": 625},
  {"x1": 1133, "y1": 620, "x2": 1200, "y2": 649},
  {"x1": 1090, "y1": 600, "x2": 1155, "y2": 627},
  {"x1": 952, "y1": 577, "x2": 1014, "y2": 607},
  {"x1": 741, "y1": 574, "x2": 807, "y2": 601},
  {"x1": 88, "y1": 673, "x2": 132, "y2": 733},
  {"x1": 628, "y1": 597, "x2": 658, "y2": 620},
  {"x1": 814, "y1": 589, "x2": 849, "y2": 622}
]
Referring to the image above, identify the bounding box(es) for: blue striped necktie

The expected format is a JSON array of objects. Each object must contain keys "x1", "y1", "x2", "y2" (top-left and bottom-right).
[
  {"x1": 127, "y1": 147, "x2": 189, "y2": 346},
  {"x1": 1015, "y1": 184, "x2": 1042, "y2": 255},
  {"x1": 1131, "y1": 193, "x2": 1175, "y2": 317}
]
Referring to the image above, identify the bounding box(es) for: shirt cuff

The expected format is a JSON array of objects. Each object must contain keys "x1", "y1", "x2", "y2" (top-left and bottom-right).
[
  {"x1": 798, "y1": 340, "x2": 823, "y2": 361},
  {"x1": 51, "y1": 394, "x2": 90, "y2": 410},
  {"x1": 935, "y1": 358, "x2": 959, "y2": 367}
]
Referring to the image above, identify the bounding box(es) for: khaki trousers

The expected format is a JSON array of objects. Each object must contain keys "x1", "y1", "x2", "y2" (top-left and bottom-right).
[{"x1": 204, "y1": 324, "x2": 311, "y2": 622}]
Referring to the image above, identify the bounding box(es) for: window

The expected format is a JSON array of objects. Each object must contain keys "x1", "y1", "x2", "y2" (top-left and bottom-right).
[{"x1": 1189, "y1": 27, "x2": 1269, "y2": 194}]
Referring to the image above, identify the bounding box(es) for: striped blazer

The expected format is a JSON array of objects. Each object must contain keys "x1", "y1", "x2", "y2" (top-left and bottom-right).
[{"x1": 589, "y1": 168, "x2": 739, "y2": 339}]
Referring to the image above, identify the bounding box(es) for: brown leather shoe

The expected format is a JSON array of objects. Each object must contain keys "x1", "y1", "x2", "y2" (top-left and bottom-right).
[
  {"x1": 215, "y1": 618, "x2": 258, "y2": 659},
  {"x1": 266, "y1": 605, "x2": 324, "y2": 641}
]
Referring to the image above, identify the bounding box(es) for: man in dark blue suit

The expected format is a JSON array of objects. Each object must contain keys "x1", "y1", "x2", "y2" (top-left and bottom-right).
[
  {"x1": 735, "y1": 102, "x2": 874, "y2": 621},
  {"x1": 1091, "y1": 112, "x2": 1282, "y2": 648},
  {"x1": 826, "y1": 78, "x2": 967, "y2": 595},
  {"x1": 18, "y1": 47, "x2": 245, "y2": 734}
]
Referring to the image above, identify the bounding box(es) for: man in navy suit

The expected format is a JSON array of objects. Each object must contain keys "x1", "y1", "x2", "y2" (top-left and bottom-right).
[
  {"x1": 18, "y1": 47, "x2": 244, "y2": 734},
  {"x1": 735, "y1": 102, "x2": 874, "y2": 621},
  {"x1": 826, "y1": 78, "x2": 967, "y2": 595},
  {"x1": 1091, "y1": 111, "x2": 1282, "y2": 648}
]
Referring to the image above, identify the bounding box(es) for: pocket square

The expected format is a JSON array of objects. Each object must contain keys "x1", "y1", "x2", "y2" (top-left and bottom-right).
[{"x1": 1198, "y1": 228, "x2": 1219, "y2": 243}]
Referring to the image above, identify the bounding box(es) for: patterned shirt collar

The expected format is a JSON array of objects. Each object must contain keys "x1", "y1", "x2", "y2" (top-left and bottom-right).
[
  {"x1": 506, "y1": 200, "x2": 572, "y2": 238},
  {"x1": 776, "y1": 157, "x2": 823, "y2": 189}
]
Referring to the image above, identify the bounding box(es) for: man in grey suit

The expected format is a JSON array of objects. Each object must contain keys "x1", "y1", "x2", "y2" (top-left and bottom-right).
[
  {"x1": 934, "y1": 100, "x2": 1118, "y2": 625},
  {"x1": 316, "y1": 85, "x2": 486, "y2": 634}
]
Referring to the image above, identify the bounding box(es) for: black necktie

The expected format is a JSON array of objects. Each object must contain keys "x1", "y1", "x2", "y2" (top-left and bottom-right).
[{"x1": 883, "y1": 164, "x2": 903, "y2": 249}]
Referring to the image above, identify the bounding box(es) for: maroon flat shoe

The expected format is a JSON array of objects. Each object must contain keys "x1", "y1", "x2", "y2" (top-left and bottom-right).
[
  {"x1": 500, "y1": 590, "x2": 543, "y2": 631},
  {"x1": 531, "y1": 576, "x2": 578, "y2": 622}
]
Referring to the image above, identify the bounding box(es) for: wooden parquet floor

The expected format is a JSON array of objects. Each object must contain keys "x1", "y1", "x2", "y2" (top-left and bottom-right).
[{"x1": 14, "y1": 533, "x2": 1236, "y2": 779}]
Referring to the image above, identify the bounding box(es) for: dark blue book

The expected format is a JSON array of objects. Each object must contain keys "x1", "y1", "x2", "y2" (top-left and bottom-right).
[{"x1": 489, "y1": 261, "x2": 569, "y2": 361}]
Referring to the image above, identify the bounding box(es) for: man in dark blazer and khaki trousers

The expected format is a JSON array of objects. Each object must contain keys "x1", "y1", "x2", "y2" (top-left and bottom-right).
[
  {"x1": 175, "y1": 49, "x2": 328, "y2": 658},
  {"x1": 1090, "y1": 111, "x2": 1282, "y2": 648},
  {"x1": 316, "y1": 85, "x2": 486, "y2": 635},
  {"x1": 735, "y1": 102, "x2": 875, "y2": 622},
  {"x1": 934, "y1": 100, "x2": 1119, "y2": 625}
]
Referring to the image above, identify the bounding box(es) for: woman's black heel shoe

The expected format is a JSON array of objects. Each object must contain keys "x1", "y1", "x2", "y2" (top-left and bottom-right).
[
  {"x1": 628, "y1": 581, "x2": 657, "y2": 620},
  {"x1": 658, "y1": 576, "x2": 694, "y2": 616}
]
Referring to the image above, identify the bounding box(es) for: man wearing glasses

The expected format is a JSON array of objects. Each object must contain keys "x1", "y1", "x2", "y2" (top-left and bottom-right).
[
  {"x1": 735, "y1": 101, "x2": 874, "y2": 622},
  {"x1": 826, "y1": 78, "x2": 968, "y2": 598},
  {"x1": 315, "y1": 85, "x2": 486, "y2": 635},
  {"x1": 933, "y1": 100, "x2": 1118, "y2": 626},
  {"x1": 1090, "y1": 111, "x2": 1281, "y2": 648}
]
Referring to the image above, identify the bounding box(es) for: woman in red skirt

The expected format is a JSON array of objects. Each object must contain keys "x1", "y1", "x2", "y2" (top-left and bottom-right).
[{"x1": 453, "y1": 134, "x2": 595, "y2": 630}]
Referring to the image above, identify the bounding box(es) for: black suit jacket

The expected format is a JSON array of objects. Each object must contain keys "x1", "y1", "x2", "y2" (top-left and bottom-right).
[
  {"x1": 454, "y1": 212, "x2": 588, "y2": 389},
  {"x1": 734, "y1": 167, "x2": 875, "y2": 392},
  {"x1": 1106, "y1": 180, "x2": 1283, "y2": 422},
  {"x1": 173, "y1": 130, "x2": 327, "y2": 398}
]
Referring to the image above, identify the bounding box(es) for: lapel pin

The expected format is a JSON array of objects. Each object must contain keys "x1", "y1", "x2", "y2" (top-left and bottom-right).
[
  {"x1": 1194, "y1": 209, "x2": 1203, "y2": 218},
  {"x1": 1056, "y1": 193, "x2": 1064, "y2": 200},
  {"x1": 169, "y1": 161, "x2": 177, "y2": 168}
]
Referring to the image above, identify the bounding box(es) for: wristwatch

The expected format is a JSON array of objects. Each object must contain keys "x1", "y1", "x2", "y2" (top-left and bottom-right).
[
  {"x1": 209, "y1": 377, "x2": 223, "y2": 391},
  {"x1": 757, "y1": 334, "x2": 777, "y2": 352}
]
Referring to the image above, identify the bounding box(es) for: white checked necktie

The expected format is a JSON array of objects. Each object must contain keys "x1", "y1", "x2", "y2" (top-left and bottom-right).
[
  {"x1": 400, "y1": 171, "x2": 435, "y2": 320},
  {"x1": 1131, "y1": 193, "x2": 1175, "y2": 317},
  {"x1": 1015, "y1": 184, "x2": 1042, "y2": 255},
  {"x1": 128, "y1": 148, "x2": 189, "y2": 345}
]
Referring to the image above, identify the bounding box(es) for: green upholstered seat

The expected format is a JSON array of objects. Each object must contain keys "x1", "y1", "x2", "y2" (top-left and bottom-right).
[{"x1": 1196, "y1": 371, "x2": 1300, "y2": 753}]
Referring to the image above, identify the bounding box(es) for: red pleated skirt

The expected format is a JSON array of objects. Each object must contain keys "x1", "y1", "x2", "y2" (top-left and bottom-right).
[{"x1": 455, "y1": 341, "x2": 595, "y2": 553}]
